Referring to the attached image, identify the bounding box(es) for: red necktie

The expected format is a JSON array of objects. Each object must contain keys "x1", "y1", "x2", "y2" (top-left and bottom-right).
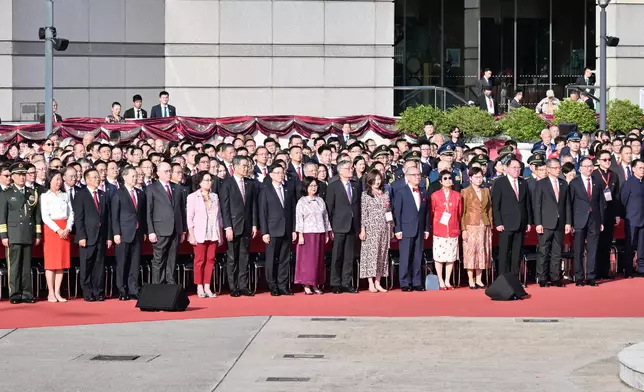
[
  {"x1": 586, "y1": 178, "x2": 591, "y2": 199},
  {"x1": 229, "y1": 165, "x2": 234, "y2": 176},
  {"x1": 130, "y1": 189, "x2": 137, "y2": 209},
  {"x1": 93, "y1": 190, "x2": 100, "y2": 213},
  {"x1": 263, "y1": 167, "x2": 267, "y2": 177},
  {"x1": 114, "y1": 181, "x2": 119, "y2": 189},
  {"x1": 553, "y1": 180, "x2": 559, "y2": 202},
  {"x1": 297, "y1": 166, "x2": 302, "y2": 181},
  {"x1": 413, "y1": 188, "x2": 419, "y2": 193},
  {"x1": 165, "y1": 183, "x2": 173, "y2": 202},
  {"x1": 512, "y1": 179, "x2": 519, "y2": 199}
]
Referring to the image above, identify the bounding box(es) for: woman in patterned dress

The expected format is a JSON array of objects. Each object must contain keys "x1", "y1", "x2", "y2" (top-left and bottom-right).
[
  {"x1": 461, "y1": 167, "x2": 493, "y2": 289},
  {"x1": 104, "y1": 102, "x2": 125, "y2": 124},
  {"x1": 359, "y1": 170, "x2": 391, "y2": 293},
  {"x1": 430, "y1": 170, "x2": 463, "y2": 290}
]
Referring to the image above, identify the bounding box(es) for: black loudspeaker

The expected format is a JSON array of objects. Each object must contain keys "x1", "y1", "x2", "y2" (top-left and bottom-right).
[
  {"x1": 136, "y1": 284, "x2": 190, "y2": 311},
  {"x1": 485, "y1": 273, "x2": 528, "y2": 301},
  {"x1": 558, "y1": 122, "x2": 578, "y2": 135}
]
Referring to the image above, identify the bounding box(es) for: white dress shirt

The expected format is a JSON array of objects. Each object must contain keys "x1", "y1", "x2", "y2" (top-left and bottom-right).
[
  {"x1": 40, "y1": 190, "x2": 74, "y2": 232},
  {"x1": 408, "y1": 184, "x2": 420, "y2": 210},
  {"x1": 485, "y1": 95, "x2": 495, "y2": 115}
]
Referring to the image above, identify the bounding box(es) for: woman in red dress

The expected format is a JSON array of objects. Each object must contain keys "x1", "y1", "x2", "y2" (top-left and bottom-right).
[{"x1": 40, "y1": 170, "x2": 73, "y2": 302}]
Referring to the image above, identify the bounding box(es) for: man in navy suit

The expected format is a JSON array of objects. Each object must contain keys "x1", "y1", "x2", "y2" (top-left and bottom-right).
[
  {"x1": 393, "y1": 166, "x2": 430, "y2": 291},
  {"x1": 111, "y1": 166, "x2": 147, "y2": 300},
  {"x1": 258, "y1": 164, "x2": 296, "y2": 296},
  {"x1": 620, "y1": 159, "x2": 644, "y2": 278},
  {"x1": 73, "y1": 168, "x2": 112, "y2": 302},
  {"x1": 569, "y1": 157, "x2": 606, "y2": 286},
  {"x1": 149, "y1": 91, "x2": 177, "y2": 118}
]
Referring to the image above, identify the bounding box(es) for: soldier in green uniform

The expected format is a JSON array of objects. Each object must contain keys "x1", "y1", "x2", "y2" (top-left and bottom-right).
[{"x1": 0, "y1": 162, "x2": 43, "y2": 304}]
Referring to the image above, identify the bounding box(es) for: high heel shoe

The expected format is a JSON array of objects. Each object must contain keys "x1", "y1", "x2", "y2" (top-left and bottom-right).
[
  {"x1": 476, "y1": 284, "x2": 486, "y2": 289},
  {"x1": 440, "y1": 286, "x2": 447, "y2": 291},
  {"x1": 446, "y1": 286, "x2": 455, "y2": 290},
  {"x1": 304, "y1": 287, "x2": 314, "y2": 295},
  {"x1": 469, "y1": 285, "x2": 476, "y2": 290}
]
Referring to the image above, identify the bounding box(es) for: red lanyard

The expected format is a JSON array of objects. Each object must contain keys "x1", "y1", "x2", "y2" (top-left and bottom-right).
[{"x1": 598, "y1": 170, "x2": 611, "y2": 188}]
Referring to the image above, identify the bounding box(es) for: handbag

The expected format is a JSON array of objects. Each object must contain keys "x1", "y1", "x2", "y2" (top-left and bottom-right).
[{"x1": 425, "y1": 270, "x2": 440, "y2": 290}]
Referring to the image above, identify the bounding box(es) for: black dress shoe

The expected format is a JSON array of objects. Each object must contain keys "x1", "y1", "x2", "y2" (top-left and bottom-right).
[
  {"x1": 230, "y1": 290, "x2": 241, "y2": 298},
  {"x1": 624, "y1": 271, "x2": 632, "y2": 279},
  {"x1": 332, "y1": 287, "x2": 342, "y2": 294},
  {"x1": 239, "y1": 289, "x2": 255, "y2": 297},
  {"x1": 84, "y1": 297, "x2": 95, "y2": 302},
  {"x1": 575, "y1": 281, "x2": 586, "y2": 287},
  {"x1": 539, "y1": 281, "x2": 548, "y2": 288},
  {"x1": 633, "y1": 271, "x2": 644, "y2": 278},
  {"x1": 401, "y1": 286, "x2": 412, "y2": 292},
  {"x1": 119, "y1": 295, "x2": 129, "y2": 301},
  {"x1": 341, "y1": 286, "x2": 358, "y2": 294},
  {"x1": 587, "y1": 279, "x2": 599, "y2": 287},
  {"x1": 551, "y1": 280, "x2": 564, "y2": 287},
  {"x1": 270, "y1": 289, "x2": 281, "y2": 297},
  {"x1": 9, "y1": 297, "x2": 21, "y2": 304},
  {"x1": 412, "y1": 286, "x2": 425, "y2": 292},
  {"x1": 129, "y1": 293, "x2": 139, "y2": 300},
  {"x1": 96, "y1": 296, "x2": 105, "y2": 302},
  {"x1": 279, "y1": 289, "x2": 294, "y2": 296}
]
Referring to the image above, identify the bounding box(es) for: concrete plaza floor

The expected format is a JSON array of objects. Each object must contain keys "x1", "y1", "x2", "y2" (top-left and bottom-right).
[{"x1": 0, "y1": 316, "x2": 641, "y2": 392}]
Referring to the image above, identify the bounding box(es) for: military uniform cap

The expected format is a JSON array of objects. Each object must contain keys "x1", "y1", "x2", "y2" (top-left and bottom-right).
[
  {"x1": 437, "y1": 143, "x2": 455, "y2": 155},
  {"x1": 403, "y1": 150, "x2": 421, "y2": 162},
  {"x1": 9, "y1": 162, "x2": 27, "y2": 175},
  {"x1": 527, "y1": 153, "x2": 545, "y2": 166},
  {"x1": 371, "y1": 145, "x2": 390, "y2": 159},
  {"x1": 531, "y1": 143, "x2": 547, "y2": 154},
  {"x1": 498, "y1": 145, "x2": 514, "y2": 157},
  {"x1": 567, "y1": 131, "x2": 582, "y2": 141},
  {"x1": 473, "y1": 154, "x2": 489, "y2": 165}
]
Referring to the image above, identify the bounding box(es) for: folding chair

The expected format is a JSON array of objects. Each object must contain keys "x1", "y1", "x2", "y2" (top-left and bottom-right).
[{"x1": 250, "y1": 253, "x2": 264, "y2": 294}]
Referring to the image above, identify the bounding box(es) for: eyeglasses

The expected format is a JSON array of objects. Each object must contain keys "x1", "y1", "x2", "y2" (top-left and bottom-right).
[
  {"x1": 27, "y1": 171, "x2": 36, "y2": 175},
  {"x1": 598, "y1": 158, "x2": 610, "y2": 162},
  {"x1": 441, "y1": 177, "x2": 452, "y2": 181}
]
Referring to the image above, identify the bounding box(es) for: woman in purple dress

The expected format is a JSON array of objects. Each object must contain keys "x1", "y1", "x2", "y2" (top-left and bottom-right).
[{"x1": 295, "y1": 176, "x2": 332, "y2": 295}]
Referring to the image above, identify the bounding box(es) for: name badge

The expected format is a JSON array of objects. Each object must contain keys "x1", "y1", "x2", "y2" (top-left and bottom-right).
[
  {"x1": 385, "y1": 211, "x2": 393, "y2": 222},
  {"x1": 603, "y1": 188, "x2": 612, "y2": 202},
  {"x1": 440, "y1": 212, "x2": 452, "y2": 226}
]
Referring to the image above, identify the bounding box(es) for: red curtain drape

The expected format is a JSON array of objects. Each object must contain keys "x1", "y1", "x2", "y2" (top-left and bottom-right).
[{"x1": 0, "y1": 115, "x2": 399, "y2": 143}]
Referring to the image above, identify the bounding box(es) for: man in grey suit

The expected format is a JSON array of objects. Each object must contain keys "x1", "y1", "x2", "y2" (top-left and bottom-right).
[{"x1": 146, "y1": 161, "x2": 187, "y2": 284}]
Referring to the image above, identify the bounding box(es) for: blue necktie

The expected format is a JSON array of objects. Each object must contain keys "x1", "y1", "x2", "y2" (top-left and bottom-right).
[
  {"x1": 345, "y1": 181, "x2": 352, "y2": 201},
  {"x1": 163, "y1": 107, "x2": 167, "y2": 117},
  {"x1": 627, "y1": 166, "x2": 632, "y2": 180}
]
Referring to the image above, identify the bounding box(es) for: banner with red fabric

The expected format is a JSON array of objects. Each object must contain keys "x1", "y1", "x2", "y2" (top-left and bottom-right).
[{"x1": 0, "y1": 115, "x2": 399, "y2": 143}]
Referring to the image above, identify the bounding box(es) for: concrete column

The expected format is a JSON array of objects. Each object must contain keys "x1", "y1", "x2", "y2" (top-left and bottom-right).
[{"x1": 463, "y1": 0, "x2": 480, "y2": 102}]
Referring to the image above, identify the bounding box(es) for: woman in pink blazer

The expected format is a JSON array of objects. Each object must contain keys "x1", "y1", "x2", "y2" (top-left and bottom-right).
[{"x1": 187, "y1": 171, "x2": 224, "y2": 298}]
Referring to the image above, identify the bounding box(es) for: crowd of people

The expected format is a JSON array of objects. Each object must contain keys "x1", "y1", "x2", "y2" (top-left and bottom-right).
[{"x1": 1, "y1": 109, "x2": 643, "y2": 305}]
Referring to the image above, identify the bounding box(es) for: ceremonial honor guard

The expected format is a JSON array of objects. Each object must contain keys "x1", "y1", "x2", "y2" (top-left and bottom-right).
[{"x1": 0, "y1": 162, "x2": 43, "y2": 304}]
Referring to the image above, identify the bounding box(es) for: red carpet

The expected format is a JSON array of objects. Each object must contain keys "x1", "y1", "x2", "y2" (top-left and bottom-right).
[{"x1": 1, "y1": 278, "x2": 643, "y2": 329}]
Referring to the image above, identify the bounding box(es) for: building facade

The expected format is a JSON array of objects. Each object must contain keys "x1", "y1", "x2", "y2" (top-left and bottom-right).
[{"x1": 0, "y1": 0, "x2": 642, "y2": 122}]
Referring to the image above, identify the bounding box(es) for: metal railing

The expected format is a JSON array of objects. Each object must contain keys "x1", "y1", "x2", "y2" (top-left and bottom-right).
[{"x1": 393, "y1": 86, "x2": 470, "y2": 114}]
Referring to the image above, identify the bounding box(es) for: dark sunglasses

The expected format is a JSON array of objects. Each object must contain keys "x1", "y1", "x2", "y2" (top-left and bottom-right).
[
  {"x1": 598, "y1": 158, "x2": 610, "y2": 162},
  {"x1": 441, "y1": 177, "x2": 452, "y2": 181}
]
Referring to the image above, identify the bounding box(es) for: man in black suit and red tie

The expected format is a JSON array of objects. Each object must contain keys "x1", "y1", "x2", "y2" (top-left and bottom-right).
[
  {"x1": 145, "y1": 161, "x2": 187, "y2": 284},
  {"x1": 258, "y1": 164, "x2": 296, "y2": 296},
  {"x1": 73, "y1": 168, "x2": 112, "y2": 302},
  {"x1": 492, "y1": 157, "x2": 533, "y2": 276},
  {"x1": 325, "y1": 160, "x2": 361, "y2": 294},
  {"x1": 393, "y1": 166, "x2": 430, "y2": 291},
  {"x1": 220, "y1": 156, "x2": 259, "y2": 297},
  {"x1": 286, "y1": 145, "x2": 305, "y2": 184},
  {"x1": 111, "y1": 166, "x2": 147, "y2": 300},
  {"x1": 533, "y1": 159, "x2": 571, "y2": 287},
  {"x1": 569, "y1": 157, "x2": 606, "y2": 286}
]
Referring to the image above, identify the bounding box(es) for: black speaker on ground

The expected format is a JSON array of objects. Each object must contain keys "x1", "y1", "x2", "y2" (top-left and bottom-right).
[
  {"x1": 136, "y1": 284, "x2": 190, "y2": 311},
  {"x1": 485, "y1": 273, "x2": 528, "y2": 301}
]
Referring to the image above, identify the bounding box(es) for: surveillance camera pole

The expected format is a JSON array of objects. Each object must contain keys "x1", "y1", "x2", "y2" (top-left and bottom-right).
[
  {"x1": 44, "y1": 0, "x2": 54, "y2": 137},
  {"x1": 599, "y1": 1, "x2": 608, "y2": 131}
]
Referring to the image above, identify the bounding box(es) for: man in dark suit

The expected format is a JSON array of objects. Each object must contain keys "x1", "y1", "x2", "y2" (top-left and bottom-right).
[
  {"x1": 610, "y1": 145, "x2": 633, "y2": 188},
  {"x1": 220, "y1": 156, "x2": 259, "y2": 297},
  {"x1": 259, "y1": 164, "x2": 296, "y2": 296},
  {"x1": 123, "y1": 94, "x2": 148, "y2": 119},
  {"x1": 325, "y1": 159, "x2": 361, "y2": 294},
  {"x1": 581, "y1": 92, "x2": 595, "y2": 111},
  {"x1": 479, "y1": 86, "x2": 496, "y2": 115},
  {"x1": 393, "y1": 166, "x2": 430, "y2": 291},
  {"x1": 492, "y1": 158, "x2": 533, "y2": 276},
  {"x1": 286, "y1": 145, "x2": 305, "y2": 185},
  {"x1": 302, "y1": 162, "x2": 326, "y2": 199},
  {"x1": 533, "y1": 159, "x2": 572, "y2": 287},
  {"x1": 620, "y1": 159, "x2": 644, "y2": 278},
  {"x1": 146, "y1": 161, "x2": 187, "y2": 284},
  {"x1": 149, "y1": 90, "x2": 177, "y2": 118},
  {"x1": 111, "y1": 166, "x2": 147, "y2": 300},
  {"x1": 39, "y1": 99, "x2": 63, "y2": 123},
  {"x1": 592, "y1": 150, "x2": 621, "y2": 279},
  {"x1": 478, "y1": 68, "x2": 493, "y2": 95},
  {"x1": 73, "y1": 168, "x2": 112, "y2": 302},
  {"x1": 574, "y1": 67, "x2": 595, "y2": 95},
  {"x1": 508, "y1": 90, "x2": 523, "y2": 110},
  {"x1": 569, "y1": 157, "x2": 606, "y2": 286},
  {"x1": 338, "y1": 123, "x2": 353, "y2": 147}
]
